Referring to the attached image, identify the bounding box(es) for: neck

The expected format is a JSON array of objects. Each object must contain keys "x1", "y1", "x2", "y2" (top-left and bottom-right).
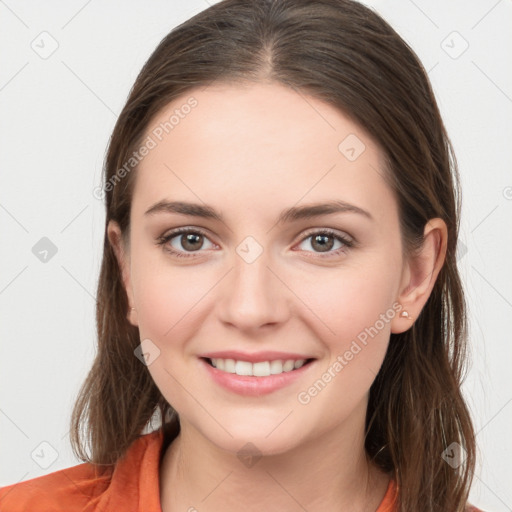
[{"x1": 159, "y1": 400, "x2": 390, "y2": 511}]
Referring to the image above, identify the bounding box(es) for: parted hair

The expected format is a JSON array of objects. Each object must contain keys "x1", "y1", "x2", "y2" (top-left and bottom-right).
[{"x1": 70, "y1": 1, "x2": 477, "y2": 510}]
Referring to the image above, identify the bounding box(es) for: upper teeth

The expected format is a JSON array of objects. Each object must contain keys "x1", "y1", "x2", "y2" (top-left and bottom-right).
[{"x1": 210, "y1": 358, "x2": 306, "y2": 377}]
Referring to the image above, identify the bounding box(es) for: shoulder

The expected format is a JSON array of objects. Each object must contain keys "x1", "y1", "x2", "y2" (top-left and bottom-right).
[
  {"x1": 379, "y1": 479, "x2": 487, "y2": 512},
  {"x1": 0, "y1": 462, "x2": 112, "y2": 512},
  {"x1": 0, "y1": 429, "x2": 165, "y2": 512}
]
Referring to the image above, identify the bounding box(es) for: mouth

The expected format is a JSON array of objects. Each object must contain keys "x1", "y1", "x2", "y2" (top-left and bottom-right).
[
  {"x1": 201, "y1": 357, "x2": 316, "y2": 377},
  {"x1": 198, "y1": 350, "x2": 318, "y2": 395}
]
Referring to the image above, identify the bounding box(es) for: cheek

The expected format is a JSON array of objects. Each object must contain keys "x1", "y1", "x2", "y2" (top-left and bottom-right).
[
  {"x1": 296, "y1": 262, "x2": 397, "y2": 342},
  {"x1": 292, "y1": 268, "x2": 397, "y2": 424},
  {"x1": 130, "y1": 247, "x2": 216, "y2": 345}
]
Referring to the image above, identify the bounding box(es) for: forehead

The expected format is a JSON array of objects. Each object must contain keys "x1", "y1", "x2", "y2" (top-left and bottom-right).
[{"x1": 132, "y1": 81, "x2": 396, "y2": 223}]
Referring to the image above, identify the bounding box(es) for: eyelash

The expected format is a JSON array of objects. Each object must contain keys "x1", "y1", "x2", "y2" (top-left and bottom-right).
[{"x1": 156, "y1": 227, "x2": 354, "y2": 259}]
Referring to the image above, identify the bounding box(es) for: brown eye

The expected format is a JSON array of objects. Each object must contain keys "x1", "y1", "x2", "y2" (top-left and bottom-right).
[
  {"x1": 157, "y1": 228, "x2": 215, "y2": 257},
  {"x1": 296, "y1": 229, "x2": 353, "y2": 257},
  {"x1": 179, "y1": 232, "x2": 204, "y2": 252},
  {"x1": 310, "y1": 233, "x2": 335, "y2": 252}
]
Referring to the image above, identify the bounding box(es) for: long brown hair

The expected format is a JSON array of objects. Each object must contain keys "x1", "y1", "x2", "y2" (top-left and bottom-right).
[{"x1": 70, "y1": 1, "x2": 476, "y2": 509}]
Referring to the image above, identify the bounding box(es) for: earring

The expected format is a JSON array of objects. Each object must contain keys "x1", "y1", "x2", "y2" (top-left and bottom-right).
[
  {"x1": 131, "y1": 307, "x2": 136, "y2": 312},
  {"x1": 400, "y1": 310, "x2": 414, "y2": 321}
]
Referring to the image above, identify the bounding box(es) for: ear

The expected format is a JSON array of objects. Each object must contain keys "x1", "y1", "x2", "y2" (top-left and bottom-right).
[
  {"x1": 107, "y1": 220, "x2": 138, "y2": 326},
  {"x1": 391, "y1": 218, "x2": 448, "y2": 334}
]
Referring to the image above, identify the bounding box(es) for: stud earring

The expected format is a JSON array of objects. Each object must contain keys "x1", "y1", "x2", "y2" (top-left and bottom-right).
[{"x1": 399, "y1": 310, "x2": 413, "y2": 321}]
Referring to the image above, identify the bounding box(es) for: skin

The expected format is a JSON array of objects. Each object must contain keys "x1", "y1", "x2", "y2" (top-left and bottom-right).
[{"x1": 108, "y1": 81, "x2": 447, "y2": 511}]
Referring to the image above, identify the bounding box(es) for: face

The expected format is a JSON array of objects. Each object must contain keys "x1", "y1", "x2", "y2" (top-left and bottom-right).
[{"x1": 110, "y1": 81, "x2": 411, "y2": 456}]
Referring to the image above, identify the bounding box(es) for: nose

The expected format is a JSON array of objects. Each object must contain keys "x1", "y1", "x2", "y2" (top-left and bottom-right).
[{"x1": 217, "y1": 249, "x2": 290, "y2": 333}]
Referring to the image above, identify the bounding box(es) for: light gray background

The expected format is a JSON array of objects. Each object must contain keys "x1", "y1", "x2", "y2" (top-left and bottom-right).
[{"x1": 1, "y1": 1, "x2": 511, "y2": 510}]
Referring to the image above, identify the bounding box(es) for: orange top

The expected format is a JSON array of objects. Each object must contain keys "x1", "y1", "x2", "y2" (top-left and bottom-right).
[{"x1": 0, "y1": 428, "x2": 480, "y2": 511}]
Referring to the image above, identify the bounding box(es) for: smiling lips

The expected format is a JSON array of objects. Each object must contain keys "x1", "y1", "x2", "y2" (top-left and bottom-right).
[{"x1": 199, "y1": 350, "x2": 316, "y2": 394}]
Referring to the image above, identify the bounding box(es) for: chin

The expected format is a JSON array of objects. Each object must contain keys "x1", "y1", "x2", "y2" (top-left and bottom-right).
[
  {"x1": 191, "y1": 415, "x2": 305, "y2": 459},
  {"x1": 217, "y1": 430, "x2": 302, "y2": 459}
]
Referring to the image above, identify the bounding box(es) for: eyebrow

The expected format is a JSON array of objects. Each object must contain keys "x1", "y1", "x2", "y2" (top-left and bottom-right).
[{"x1": 144, "y1": 199, "x2": 373, "y2": 223}]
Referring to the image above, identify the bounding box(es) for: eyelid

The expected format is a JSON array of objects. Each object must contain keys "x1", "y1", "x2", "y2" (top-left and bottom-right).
[
  {"x1": 297, "y1": 226, "x2": 354, "y2": 244},
  {"x1": 160, "y1": 226, "x2": 213, "y2": 241}
]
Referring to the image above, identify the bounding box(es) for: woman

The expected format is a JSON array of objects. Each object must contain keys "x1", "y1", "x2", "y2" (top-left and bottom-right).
[{"x1": 0, "y1": 0, "x2": 485, "y2": 510}]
